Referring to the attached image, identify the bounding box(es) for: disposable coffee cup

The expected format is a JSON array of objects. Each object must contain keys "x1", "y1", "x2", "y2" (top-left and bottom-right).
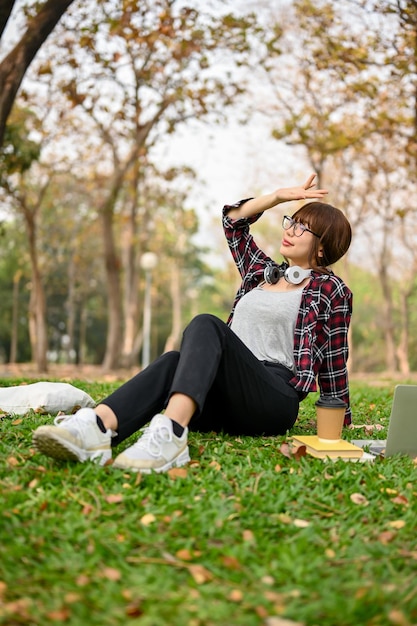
[{"x1": 315, "y1": 396, "x2": 347, "y2": 443}]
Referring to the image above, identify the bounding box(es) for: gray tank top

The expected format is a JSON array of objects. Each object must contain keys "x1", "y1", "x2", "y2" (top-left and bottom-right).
[{"x1": 230, "y1": 285, "x2": 302, "y2": 372}]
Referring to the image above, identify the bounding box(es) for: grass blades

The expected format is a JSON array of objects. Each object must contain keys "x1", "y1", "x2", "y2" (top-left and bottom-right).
[{"x1": 1, "y1": 379, "x2": 416, "y2": 625}]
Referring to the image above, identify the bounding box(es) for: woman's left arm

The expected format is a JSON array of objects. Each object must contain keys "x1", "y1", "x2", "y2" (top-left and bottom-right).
[{"x1": 317, "y1": 281, "x2": 353, "y2": 425}]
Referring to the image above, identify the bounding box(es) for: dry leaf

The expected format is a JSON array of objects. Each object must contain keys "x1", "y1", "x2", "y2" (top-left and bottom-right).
[
  {"x1": 265, "y1": 617, "x2": 304, "y2": 626},
  {"x1": 221, "y1": 555, "x2": 242, "y2": 570},
  {"x1": 292, "y1": 443, "x2": 307, "y2": 460},
  {"x1": 105, "y1": 493, "x2": 123, "y2": 504},
  {"x1": 377, "y1": 531, "x2": 396, "y2": 544},
  {"x1": 209, "y1": 460, "x2": 221, "y2": 471},
  {"x1": 391, "y1": 495, "x2": 408, "y2": 506},
  {"x1": 125, "y1": 601, "x2": 143, "y2": 618},
  {"x1": 168, "y1": 467, "x2": 188, "y2": 479},
  {"x1": 242, "y1": 529, "x2": 255, "y2": 542},
  {"x1": 388, "y1": 520, "x2": 406, "y2": 529},
  {"x1": 350, "y1": 493, "x2": 369, "y2": 506},
  {"x1": 101, "y1": 567, "x2": 121, "y2": 581},
  {"x1": 7, "y1": 456, "x2": 19, "y2": 467},
  {"x1": 12, "y1": 418, "x2": 23, "y2": 425},
  {"x1": 387, "y1": 609, "x2": 409, "y2": 625},
  {"x1": 228, "y1": 589, "x2": 243, "y2": 602},
  {"x1": 176, "y1": 549, "x2": 193, "y2": 561},
  {"x1": 46, "y1": 608, "x2": 71, "y2": 621},
  {"x1": 188, "y1": 564, "x2": 213, "y2": 584},
  {"x1": 293, "y1": 518, "x2": 310, "y2": 528},
  {"x1": 0, "y1": 581, "x2": 7, "y2": 598},
  {"x1": 140, "y1": 513, "x2": 156, "y2": 526},
  {"x1": 279, "y1": 442, "x2": 292, "y2": 458}
]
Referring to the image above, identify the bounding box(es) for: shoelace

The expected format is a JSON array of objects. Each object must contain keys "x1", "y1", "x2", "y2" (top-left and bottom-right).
[
  {"x1": 53, "y1": 413, "x2": 116, "y2": 437},
  {"x1": 54, "y1": 414, "x2": 79, "y2": 427},
  {"x1": 135, "y1": 423, "x2": 172, "y2": 457}
]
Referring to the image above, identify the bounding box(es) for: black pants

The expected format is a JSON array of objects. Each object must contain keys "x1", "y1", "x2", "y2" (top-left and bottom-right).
[{"x1": 101, "y1": 314, "x2": 300, "y2": 446}]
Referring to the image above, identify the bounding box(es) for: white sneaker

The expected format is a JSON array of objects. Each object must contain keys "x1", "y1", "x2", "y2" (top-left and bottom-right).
[
  {"x1": 113, "y1": 414, "x2": 190, "y2": 473},
  {"x1": 32, "y1": 407, "x2": 114, "y2": 466}
]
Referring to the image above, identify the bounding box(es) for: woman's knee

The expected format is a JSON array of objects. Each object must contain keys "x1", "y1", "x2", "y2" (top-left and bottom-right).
[{"x1": 185, "y1": 313, "x2": 224, "y2": 333}]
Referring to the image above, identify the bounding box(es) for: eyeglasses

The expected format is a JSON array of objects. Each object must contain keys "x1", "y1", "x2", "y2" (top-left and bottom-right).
[{"x1": 282, "y1": 215, "x2": 320, "y2": 238}]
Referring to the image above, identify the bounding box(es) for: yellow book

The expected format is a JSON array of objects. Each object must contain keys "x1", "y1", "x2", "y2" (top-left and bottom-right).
[{"x1": 291, "y1": 435, "x2": 364, "y2": 459}]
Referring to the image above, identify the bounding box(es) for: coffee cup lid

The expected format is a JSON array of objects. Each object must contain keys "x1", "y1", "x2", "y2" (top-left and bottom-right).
[{"x1": 315, "y1": 395, "x2": 346, "y2": 408}]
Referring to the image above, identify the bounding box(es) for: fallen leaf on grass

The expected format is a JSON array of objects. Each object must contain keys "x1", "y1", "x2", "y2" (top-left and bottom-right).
[
  {"x1": 242, "y1": 529, "x2": 255, "y2": 542},
  {"x1": 105, "y1": 493, "x2": 124, "y2": 504},
  {"x1": 125, "y1": 554, "x2": 214, "y2": 585},
  {"x1": 265, "y1": 617, "x2": 305, "y2": 626},
  {"x1": 388, "y1": 520, "x2": 406, "y2": 529},
  {"x1": 12, "y1": 418, "x2": 23, "y2": 425},
  {"x1": 188, "y1": 564, "x2": 213, "y2": 584},
  {"x1": 279, "y1": 441, "x2": 306, "y2": 461},
  {"x1": 176, "y1": 549, "x2": 193, "y2": 561},
  {"x1": 101, "y1": 567, "x2": 122, "y2": 581},
  {"x1": 221, "y1": 555, "x2": 242, "y2": 570},
  {"x1": 391, "y1": 495, "x2": 408, "y2": 506},
  {"x1": 47, "y1": 607, "x2": 71, "y2": 621},
  {"x1": 279, "y1": 442, "x2": 292, "y2": 458},
  {"x1": 167, "y1": 467, "x2": 188, "y2": 479},
  {"x1": 140, "y1": 513, "x2": 156, "y2": 526},
  {"x1": 7, "y1": 456, "x2": 19, "y2": 467},
  {"x1": 350, "y1": 493, "x2": 369, "y2": 506},
  {"x1": 125, "y1": 601, "x2": 144, "y2": 618},
  {"x1": 2, "y1": 598, "x2": 32, "y2": 621},
  {"x1": 348, "y1": 423, "x2": 384, "y2": 431},
  {"x1": 377, "y1": 531, "x2": 396, "y2": 545},
  {"x1": 388, "y1": 609, "x2": 410, "y2": 625},
  {"x1": 293, "y1": 518, "x2": 310, "y2": 528},
  {"x1": 228, "y1": 589, "x2": 243, "y2": 602}
]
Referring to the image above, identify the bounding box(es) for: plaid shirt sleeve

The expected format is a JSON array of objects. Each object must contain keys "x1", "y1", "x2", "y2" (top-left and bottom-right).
[
  {"x1": 291, "y1": 276, "x2": 353, "y2": 425},
  {"x1": 223, "y1": 202, "x2": 278, "y2": 323},
  {"x1": 223, "y1": 202, "x2": 353, "y2": 425}
]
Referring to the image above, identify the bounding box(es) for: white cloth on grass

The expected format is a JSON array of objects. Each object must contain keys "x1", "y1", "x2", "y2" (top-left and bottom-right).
[{"x1": 0, "y1": 382, "x2": 95, "y2": 416}]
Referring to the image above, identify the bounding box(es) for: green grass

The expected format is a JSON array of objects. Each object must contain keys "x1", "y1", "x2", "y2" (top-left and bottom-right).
[{"x1": 1, "y1": 378, "x2": 416, "y2": 626}]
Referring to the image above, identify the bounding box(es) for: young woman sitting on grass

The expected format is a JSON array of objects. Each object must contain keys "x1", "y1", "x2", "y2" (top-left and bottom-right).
[{"x1": 33, "y1": 173, "x2": 353, "y2": 473}]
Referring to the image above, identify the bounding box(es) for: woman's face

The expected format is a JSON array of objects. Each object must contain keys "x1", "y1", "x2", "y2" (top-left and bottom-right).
[{"x1": 279, "y1": 217, "x2": 320, "y2": 267}]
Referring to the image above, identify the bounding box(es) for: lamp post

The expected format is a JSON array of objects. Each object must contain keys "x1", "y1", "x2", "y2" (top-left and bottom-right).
[{"x1": 140, "y1": 252, "x2": 158, "y2": 370}]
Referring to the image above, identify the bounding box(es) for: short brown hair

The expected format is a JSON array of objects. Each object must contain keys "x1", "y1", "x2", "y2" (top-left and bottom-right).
[{"x1": 291, "y1": 202, "x2": 352, "y2": 271}]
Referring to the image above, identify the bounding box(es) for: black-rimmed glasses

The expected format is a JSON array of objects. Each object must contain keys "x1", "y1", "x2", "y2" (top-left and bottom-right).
[{"x1": 282, "y1": 215, "x2": 320, "y2": 238}]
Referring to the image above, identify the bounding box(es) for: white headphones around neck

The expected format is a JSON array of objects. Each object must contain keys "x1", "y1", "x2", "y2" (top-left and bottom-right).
[{"x1": 264, "y1": 264, "x2": 311, "y2": 285}]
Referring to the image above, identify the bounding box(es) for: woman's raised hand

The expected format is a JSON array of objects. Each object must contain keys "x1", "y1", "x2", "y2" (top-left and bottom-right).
[{"x1": 276, "y1": 174, "x2": 328, "y2": 202}]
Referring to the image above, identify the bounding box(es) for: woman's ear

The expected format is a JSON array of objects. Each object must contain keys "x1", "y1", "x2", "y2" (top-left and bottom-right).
[{"x1": 318, "y1": 247, "x2": 324, "y2": 258}]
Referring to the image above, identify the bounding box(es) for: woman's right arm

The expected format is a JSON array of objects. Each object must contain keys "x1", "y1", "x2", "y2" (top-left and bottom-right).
[{"x1": 226, "y1": 174, "x2": 328, "y2": 220}]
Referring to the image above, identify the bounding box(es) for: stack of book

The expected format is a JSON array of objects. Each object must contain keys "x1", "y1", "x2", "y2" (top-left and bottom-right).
[{"x1": 291, "y1": 435, "x2": 364, "y2": 460}]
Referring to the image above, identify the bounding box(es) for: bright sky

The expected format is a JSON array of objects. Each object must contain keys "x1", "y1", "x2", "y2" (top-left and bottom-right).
[{"x1": 2, "y1": 0, "x2": 308, "y2": 261}]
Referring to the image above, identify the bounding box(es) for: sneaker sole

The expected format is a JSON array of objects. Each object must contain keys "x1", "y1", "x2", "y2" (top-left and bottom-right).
[
  {"x1": 113, "y1": 447, "x2": 190, "y2": 474},
  {"x1": 33, "y1": 430, "x2": 111, "y2": 465}
]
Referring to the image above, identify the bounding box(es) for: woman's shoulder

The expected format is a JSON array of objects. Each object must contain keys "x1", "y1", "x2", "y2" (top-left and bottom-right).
[{"x1": 312, "y1": 271, "x2": 352, "y2": 298}]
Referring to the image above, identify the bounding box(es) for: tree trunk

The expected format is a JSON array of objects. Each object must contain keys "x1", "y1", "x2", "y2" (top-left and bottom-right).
[
  {"x1": 164, "y1": 262, "x2": 182, "y2": 352},
  {"x1": 396, "y1": 288, "x2": 410, "y2": 375},
  {"x1": 26, "y1": 213, "x2": 48, "y2": 372},
  {"x1": 379, "y1": 265, "x2": 397, "y2": 373},
  {"x1": 9, "y1": 269, "x2": 21, "y2": 363},
  {"x1": 0, "y1": 0, "x2": 75, "y2": 146},
  {"x1": 100, "y1": 207, "x2": 123, "y2": 370},
  {"x1": 121, "y1": 189, "x2": 140, "y2": 368}
]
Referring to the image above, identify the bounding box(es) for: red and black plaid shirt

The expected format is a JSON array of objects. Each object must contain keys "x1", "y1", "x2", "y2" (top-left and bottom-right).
[{"x1": 223, "y1": 201, "x2": 353, "y2": 425}]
